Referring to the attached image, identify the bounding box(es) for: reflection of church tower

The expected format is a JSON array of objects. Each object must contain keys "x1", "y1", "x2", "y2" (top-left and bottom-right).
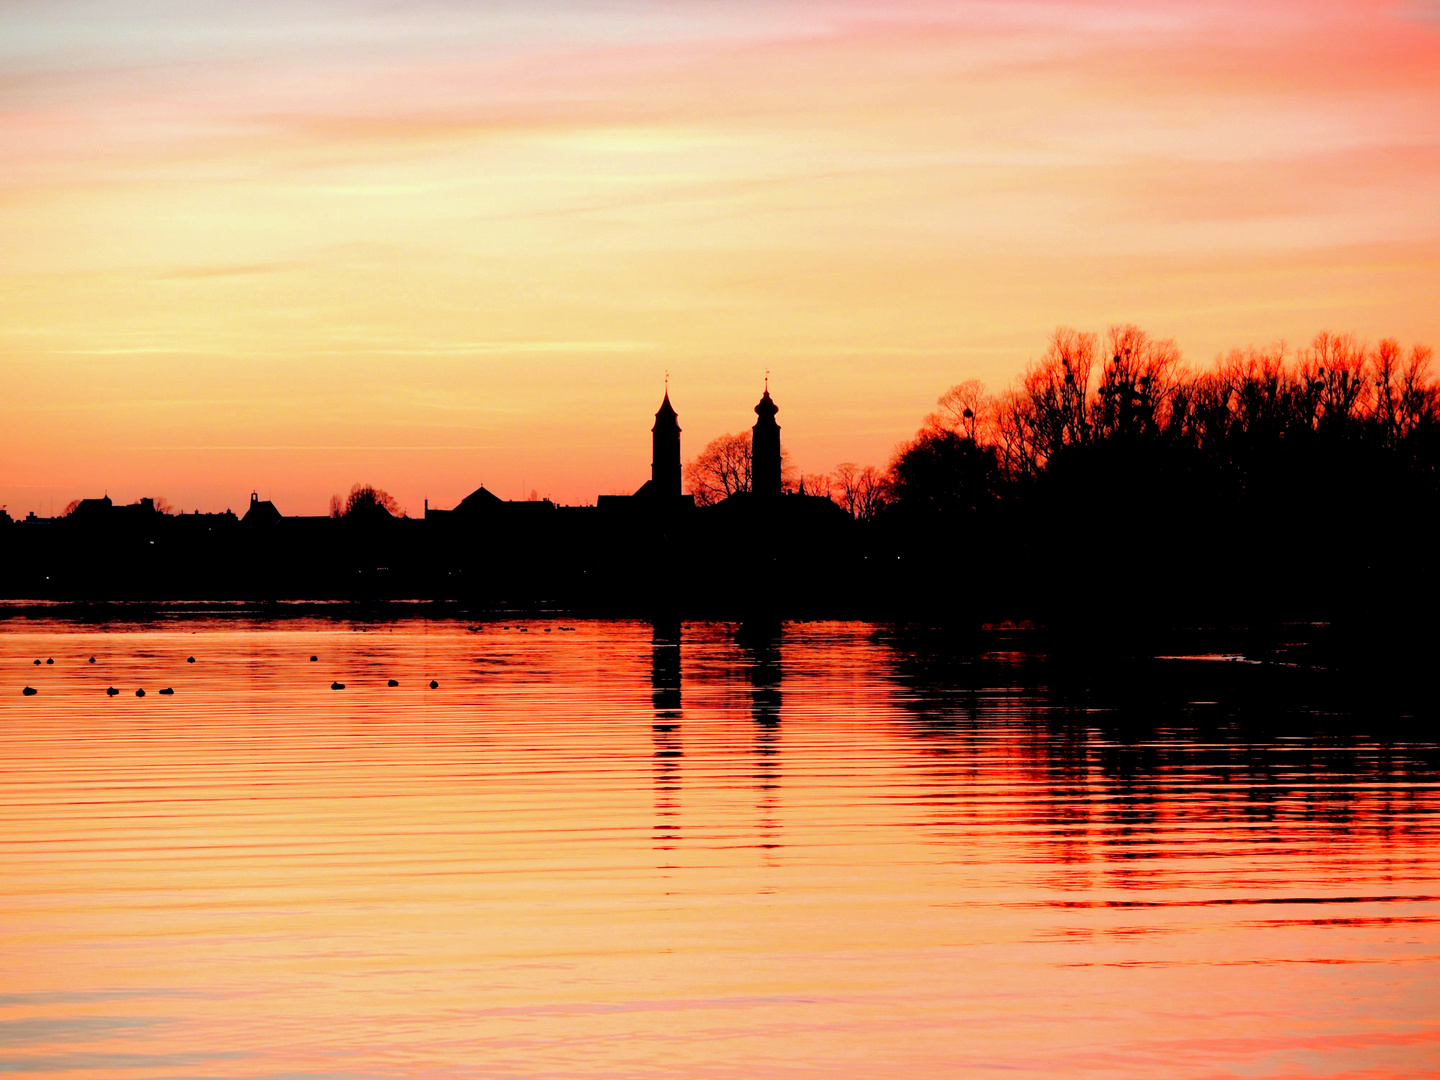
[
  {"x1": 741, "y1": 629, "x2": 783, "y2": 863},
  {"x1": 652, "y1": 392, "x2": 681, "y2": 498},
  {"x1": 752, "y1": 385, "x2": 781, "y2": 497},
  {"x1": 651, "y1": 621, "x2": 683, "y2": 860}
]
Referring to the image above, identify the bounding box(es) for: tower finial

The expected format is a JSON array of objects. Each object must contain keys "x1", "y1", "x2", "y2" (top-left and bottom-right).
[{"x1": 765, "y1": 369, "x2": 769, "y2": 392}]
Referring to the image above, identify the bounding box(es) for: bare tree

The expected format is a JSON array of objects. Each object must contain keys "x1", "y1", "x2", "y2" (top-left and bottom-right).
[
  {"x1": 832, "y1": 463, "x2": 861, "y2": 516},
  {"x1": 1374, "y1": 337, "x2": 1403, "y2": 443},
  {"x1": 992, "y1": 388, "x2": 1040, "y2": 480},
  {"x1": 855, "y1": 466, "x2": 888, "y2": 521},
  {"x1": 832, "y1": 462, "x2": 889, "y2": 521},
  {"x1": 1215, "y1": 342, "x2": 1289, "y2": 439},
  {"x1": 685, "y1": 432, "x2": 799, "y2": 505},
  {"x1": 797, "y1": 472, "x2": 832, "y2": 500},
  {"x1": 331, "y1": 483, "x2": 403, "y2": 519},
  {"x1": 1397, "y1": 342, "x2": 1438, "y2": 441},
  {"x1": 1024, "y1": 327, "x2": 1095, "y2": 463},
  {"x1": 927, "y1": 379, "x2": 992, "y2": 442},
  {"x1": 1299, "y1": 331, "x2": 1370, "y2": 431},
  {"x1": 1093, "y1": 324, "x2": 1184, "y2": 439},
  {"x1": 684, "y1": 432, "x2": 752, "y2": 506}
]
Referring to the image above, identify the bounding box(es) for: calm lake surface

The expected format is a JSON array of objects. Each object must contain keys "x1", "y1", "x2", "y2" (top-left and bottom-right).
[{"x1": 2, "y1": 618, "x2": 1437, "y2": 1079}]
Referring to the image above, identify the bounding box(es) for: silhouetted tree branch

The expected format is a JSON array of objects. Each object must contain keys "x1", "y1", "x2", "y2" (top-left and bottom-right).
[
  {"x1": 331, "y1": 484, "x2": 403, "y2": 520},
  {"x1": 832, "y1": 462, "x2": 889, "y2": 521},
  {"x1": 684, "y1": 432, "x2": 797, "y2": 505},
  {"x1": 684, "y1": 432, "x2": 752, "y2": 506}
]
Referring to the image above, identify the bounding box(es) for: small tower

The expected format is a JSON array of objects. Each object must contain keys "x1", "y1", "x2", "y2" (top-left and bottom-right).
[
  {"x1": 752, "y1": 383, "x2": 781, "y2": 497},
  {"x1": 651, "y1": 389, "x2": 681, "y2": 498}
]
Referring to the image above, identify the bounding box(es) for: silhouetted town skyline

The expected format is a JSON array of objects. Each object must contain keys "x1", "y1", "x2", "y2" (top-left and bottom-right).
[
  {"x1": 0, "y1": 383, "x2": 851, "y2": 616},
  {"x1": 1, "y1": 326, "x2": 1435, "y2": 686},
  {"x1": 9, "y1": 383, "x2": 806, "y2": 526}
]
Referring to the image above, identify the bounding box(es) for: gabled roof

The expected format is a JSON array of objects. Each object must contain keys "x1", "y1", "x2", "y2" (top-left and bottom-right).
[
  {"x1": 70, "y1": 496, "x2": 113, "y2": 519},
  {"x1": 455, "y1": 485, "x2": 506, "y2": 514},
  {"x1": 243, "y1": 496, "x2": 281, "y2": 526}
]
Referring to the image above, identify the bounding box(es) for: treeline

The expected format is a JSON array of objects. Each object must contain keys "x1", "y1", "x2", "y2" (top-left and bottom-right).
[
  {"x1": 845, "y1": 326, "x2": 1438, "y2": 644},
  {"x1": 892, "y1": 326, "x2": 1435, "y2": 496}
]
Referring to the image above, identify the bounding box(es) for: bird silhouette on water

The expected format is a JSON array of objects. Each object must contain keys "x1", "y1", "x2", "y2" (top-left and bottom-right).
[
  {"x1": 22, "y1": 686, "x2": 37, "y2": 696},
  {"x1": 135, "y1": 689, "x2": 145, "y2": 697},
  {"x1": 159, "y1": 688, "x2": 174, "y2": 696},
  {"x1": 88, "y1": 657, "x2": 95, "y2": 663},
  {"x1": 310, "y1": 656, "x2": 318, "y2": 662},
  {"x1": 46, "y1": 658, "x2": 53, "y2": 665},
  {"x1": 388, "y1": 679, "x2": 399, "y2": 687},
  {"x1": 106, "y1": 687, "x2": 119, "y2": 696},
  {"x1": 429, "y1": 680, "x2": 438, "y2": 689},
  {"x1": 331, "y1": 681, "x2": 345, "y2": 690},
  {"x1": 186, "y1": 656, "x2": 195, "y2": 663}
]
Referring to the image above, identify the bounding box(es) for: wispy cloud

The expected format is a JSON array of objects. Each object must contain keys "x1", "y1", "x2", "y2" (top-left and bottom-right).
[
  {"x1": 1, "y1": 0, "x2": 1437, "y2": 510},
  {"x1": 52, "y1": 341, "x2": 653, "y2": 357},
  {"x1": 156, "y1": 260, "x2": 300, "y2": 280}
]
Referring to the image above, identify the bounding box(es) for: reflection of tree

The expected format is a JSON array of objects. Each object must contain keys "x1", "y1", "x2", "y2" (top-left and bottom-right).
[{"x1": 881, "y1": 627, "x2": 1440, "y2": 898}]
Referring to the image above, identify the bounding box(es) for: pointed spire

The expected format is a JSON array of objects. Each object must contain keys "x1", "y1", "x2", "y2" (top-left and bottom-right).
[
  {"x1": 655, "y1": 384, "x2": 677, "y2": 421},
  {"x1": 651, "y1": 381, "x2": 681, "y2": 495}
]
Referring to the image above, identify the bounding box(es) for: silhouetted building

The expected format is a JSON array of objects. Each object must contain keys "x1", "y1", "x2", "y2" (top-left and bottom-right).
[
  {"x1": 598, "y1": 389, "x2": 695, "y2": 515},
  {"x1": 641, "y1": 391, "x2": 681, "y2": 498},
  {"x1": 752, "y1": 386, "x2": 781, "y2": 497},
  {"x1": 243, "y1": 492, "x2": 281, "y2": 527},
  {"x1": 0, "y1": 381, "x2": 858, "y2": 610},
  {"x1": 428, "y1": 485, "x2": 559, "y2": 525},
  {"x1": 434, "y1": 484, "x2": 502, "y2": 520},
  {"x1": 69, "y1": 496, "x2": 113, "y2": 522},
  {"x1": 67, "y1": 496, "x2": 161, "y2": 527}
]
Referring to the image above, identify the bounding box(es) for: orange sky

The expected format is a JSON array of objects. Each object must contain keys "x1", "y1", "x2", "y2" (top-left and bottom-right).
[{"x1": 2, "y1": 0, "x2": 1438, "y2": 515}]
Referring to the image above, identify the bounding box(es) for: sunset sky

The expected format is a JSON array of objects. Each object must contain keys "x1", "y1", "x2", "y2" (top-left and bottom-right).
[{"x1": 2, "y1": 0, "x2": 1438, "y2": 515}]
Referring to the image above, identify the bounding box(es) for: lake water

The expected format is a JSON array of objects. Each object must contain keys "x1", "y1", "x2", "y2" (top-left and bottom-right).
[{"x1": 2, "y1": 618, "x2": 1437, "y2": 1079}]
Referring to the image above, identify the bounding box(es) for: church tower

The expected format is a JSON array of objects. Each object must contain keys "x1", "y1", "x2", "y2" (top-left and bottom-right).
[
  {"x1": 752, "y1": 384, "x2": 781, "y2": 497},
  {"x1": 651, "y1": 390, "x2": 681, "y2": 497}
]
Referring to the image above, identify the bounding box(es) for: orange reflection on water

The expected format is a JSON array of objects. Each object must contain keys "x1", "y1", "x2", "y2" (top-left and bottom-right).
[{"x1": 1, "y1": 619, "x2": 1437, "y2": 1078}]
